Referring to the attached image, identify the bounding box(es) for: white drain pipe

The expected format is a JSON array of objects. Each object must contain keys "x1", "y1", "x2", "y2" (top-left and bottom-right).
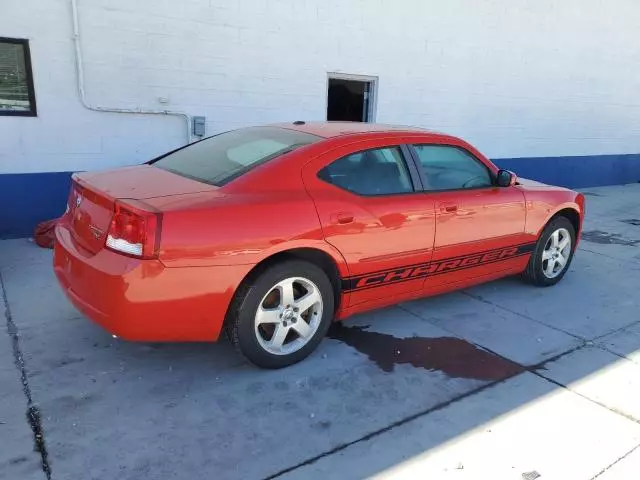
[{"x1": 70, "y1": 0, "x2": 191, "y2": 143}]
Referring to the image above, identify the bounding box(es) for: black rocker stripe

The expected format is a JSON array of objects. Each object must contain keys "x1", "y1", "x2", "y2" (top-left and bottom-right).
[
  {"x1": 343, "y1": 251, "x2": 532, "y2": 293},
  {"x1": 341, "y1": 242, "x2": 536, "y2": 292},
  {"x1": 343, "y1": 242, "x2": 537, "y2": 280}
]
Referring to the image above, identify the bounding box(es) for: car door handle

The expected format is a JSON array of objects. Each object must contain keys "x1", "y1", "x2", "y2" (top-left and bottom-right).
[
  {"x1": 331, "y1": 212, "x2": 354, "y2": 224},
  {"x1": 439, "y1": 203, "x2": 458, "y2": 213}
]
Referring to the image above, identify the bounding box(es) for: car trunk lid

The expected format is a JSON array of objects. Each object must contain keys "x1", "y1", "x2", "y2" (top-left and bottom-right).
[
  {"x1": 68, "y1": 165, "x2": 217, "y2": 254},
  {"x1": 78, "y1": 165, "x2": 217, "y2": 199}
]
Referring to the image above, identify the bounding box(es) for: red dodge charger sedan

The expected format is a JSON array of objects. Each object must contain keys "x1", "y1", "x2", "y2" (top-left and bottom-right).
[{"x1": 54, "y1": 122, "x2": 584, "y2": 368}]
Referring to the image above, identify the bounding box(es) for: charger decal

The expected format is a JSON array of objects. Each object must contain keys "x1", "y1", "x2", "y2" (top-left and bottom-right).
[{"x1": 342, "y1": 243, "x2": 536, "y2": 292}]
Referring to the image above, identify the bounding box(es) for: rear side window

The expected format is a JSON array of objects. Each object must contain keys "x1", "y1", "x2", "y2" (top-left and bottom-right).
[
  {"x1": 153, "y1": 127, "x2": 321, "y2": 186},
  {"x1": 413, "y1": 145, "x2": 492, "y2": 190},
  {"x1": 318, "y1": 147, "x2": 413, "y2": 196}
]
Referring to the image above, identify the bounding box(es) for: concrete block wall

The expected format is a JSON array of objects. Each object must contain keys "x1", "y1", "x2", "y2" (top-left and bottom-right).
[{"x1": 1, "y1": 0, "x2": 640, "y2": 236}]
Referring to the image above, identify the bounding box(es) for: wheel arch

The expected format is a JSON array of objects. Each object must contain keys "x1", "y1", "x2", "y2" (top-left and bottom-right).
[
  {"x1": 550, "y1": 207, "x2": 581, "y2": 234},
  {"x1": 524, "y1": 205, "x2": 580, "y2": 286},
  {"x1": 226, "y1": 246, "x2": 347, "y2": 321},
  {"x1": 539, "y1": 205, "x2": 583, "y2": 245}
]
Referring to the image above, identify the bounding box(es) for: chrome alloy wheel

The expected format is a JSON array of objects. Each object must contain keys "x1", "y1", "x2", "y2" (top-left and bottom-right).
[
  {"x1": 542, "y1": 227, "x2": 572, "y2": 279},
  {"x1": 254, "y1": 277, "x2": 323, "y2": 355}
]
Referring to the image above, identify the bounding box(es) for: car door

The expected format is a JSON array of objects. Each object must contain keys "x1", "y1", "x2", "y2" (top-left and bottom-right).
[
  {"x1": 408, "y1": 142, "x2": 528, "y2": 287},
  {"x1": 302, "y1": 139, "x2": 437, "y2": 308}
]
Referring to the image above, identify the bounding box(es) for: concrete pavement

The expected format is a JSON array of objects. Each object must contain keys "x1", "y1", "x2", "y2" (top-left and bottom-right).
[{"x1": 1, "y1": 183, "x2": 639, "y2": 479}]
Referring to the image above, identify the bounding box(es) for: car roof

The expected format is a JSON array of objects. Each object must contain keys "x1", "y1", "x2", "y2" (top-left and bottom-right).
[{"x1": 271, "y1": 121, "x2": 444, "y2": 139}]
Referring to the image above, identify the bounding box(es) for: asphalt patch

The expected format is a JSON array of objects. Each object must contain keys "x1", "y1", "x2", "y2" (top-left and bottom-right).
[
  {"x1": 581, "y1": 230, "x2": 639, "y2": 246},
  {"x1": 327, "y1": 323, "x2": 524, "y2": 381},
  {"x1": 621, "y1": 219, "x2": 640, "y2": 226}
]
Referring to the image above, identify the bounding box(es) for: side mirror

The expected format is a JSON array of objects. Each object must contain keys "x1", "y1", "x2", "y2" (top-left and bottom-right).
[{"x1": 496, "y1": 169, "x2": 517, "y2": 187}]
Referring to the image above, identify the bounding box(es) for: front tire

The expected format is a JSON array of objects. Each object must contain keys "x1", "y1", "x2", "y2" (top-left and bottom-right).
[
  {"x1": 227, "y1": 260, "x2": 335, "y2": 369},
  {"x1": 523, "y1": 216, "x2": 576, "y2": 287}
]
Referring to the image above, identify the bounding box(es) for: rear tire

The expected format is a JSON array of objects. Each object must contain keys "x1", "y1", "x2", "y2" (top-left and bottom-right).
[
  {"x1": 522, "y1": 216, "x2": 576, "y2": 287},
  {"x1": 227, "y1": 260, "x2": 334, "y2": 369}
]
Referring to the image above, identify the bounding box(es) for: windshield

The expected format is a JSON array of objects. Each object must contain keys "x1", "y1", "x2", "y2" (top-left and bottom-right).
[{"x1": 152, "y1": 126, "x2": 321, "y2": 186}]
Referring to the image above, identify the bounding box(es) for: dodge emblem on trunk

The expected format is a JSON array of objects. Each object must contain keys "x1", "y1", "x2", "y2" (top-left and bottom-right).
[{"x1": 89, "y1": 225, "x2": 103, "y2": 240}]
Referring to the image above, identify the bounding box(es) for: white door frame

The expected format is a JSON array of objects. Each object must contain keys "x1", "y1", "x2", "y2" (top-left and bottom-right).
[{"x1": 326, "y1": 72, "x2": 378, "y2": 122}]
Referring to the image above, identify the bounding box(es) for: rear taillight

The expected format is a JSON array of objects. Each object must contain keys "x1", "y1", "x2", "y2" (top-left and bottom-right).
[{"x1": 106, "y1": 200, "x2": 162, "y2": 259}]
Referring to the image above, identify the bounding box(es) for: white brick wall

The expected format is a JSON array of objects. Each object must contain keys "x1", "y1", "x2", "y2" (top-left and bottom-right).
[{"x1": 1, "y1": 0, "x2": 639, "y2": 174}]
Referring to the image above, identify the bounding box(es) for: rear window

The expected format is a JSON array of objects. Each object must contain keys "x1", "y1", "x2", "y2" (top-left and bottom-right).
[{"x1": 152, "y1": 126, "x2": 321, "y2": 186}]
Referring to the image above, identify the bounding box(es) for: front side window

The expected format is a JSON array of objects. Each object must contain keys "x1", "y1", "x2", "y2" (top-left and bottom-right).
[
  {"x1": 318, "y1": 147, "x2": 413, "y2": 195},
  {"x1": 0, "y1": 38, "x2": 36, "y2": 116},
  {"x1": 153, "y1": 126, "x2": 321, "y2": 186},
  {"x1": 413, "y1": 145, "x2": 492, "y2": 190}
]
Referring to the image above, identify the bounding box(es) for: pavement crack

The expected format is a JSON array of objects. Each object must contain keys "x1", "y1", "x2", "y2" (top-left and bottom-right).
[
  {"x1": 525, "y1": 344, "x2": 585, "y2": 371},
  {"x1": 1, "y1": 271, "x2": 52, "y2": 479},
  {"x1": 591, "y1": 319, "x2": 640, "y2": 343},
  {"x1": 397, "y1": 303, "x2": 588, "y2": 371},
  {"x1": 594, "y1": 342, "x2": 640, "y2": 364},
  {"x1": 460, "y1": 290, "x2": 585, "y2": 341},
  {"x1": 531, "y1": 367, "x2": 640, "y2": 426},
  {"x1": 591, "y1": 442, "x2": 640, "y2": 479},
  {"x1": 578, "y1": 247, "x2": 640, "y2": 264},
  {"x1": 264, "y1": 371, "x2": 524, "y2": 479},
  {"x1": 463, "y1": 284, "x2": 640, "y2": 346},
  {"x1": 269, "y1": 306, "x2": 537, "y2": 479}
]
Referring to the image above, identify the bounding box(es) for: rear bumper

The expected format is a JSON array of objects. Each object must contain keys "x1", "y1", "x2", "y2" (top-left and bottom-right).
[{"x1": 53, "y1": 224, "x2": 248, "y2": 342}]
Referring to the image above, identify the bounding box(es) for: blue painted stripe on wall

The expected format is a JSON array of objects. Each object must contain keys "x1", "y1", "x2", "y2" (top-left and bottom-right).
[
  {"x1": 1, "y1": 153, "x2": 639, "y2": 238},
  {"x1": 494, "y1": 153, "x2": 640, "y2": 190},
  {"x1": 0, "y1": 171, "x2": 73, "y2": 239}
]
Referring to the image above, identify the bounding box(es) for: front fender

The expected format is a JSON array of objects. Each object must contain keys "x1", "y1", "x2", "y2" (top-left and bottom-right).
[{"x1": 523, "y1": 189, "x2": 584, "y2": 240}]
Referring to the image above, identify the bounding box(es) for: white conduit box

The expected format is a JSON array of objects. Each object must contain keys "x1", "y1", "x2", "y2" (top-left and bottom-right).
[{"x1": 192, "y1": 116, "x2": 206, "y2": 137}]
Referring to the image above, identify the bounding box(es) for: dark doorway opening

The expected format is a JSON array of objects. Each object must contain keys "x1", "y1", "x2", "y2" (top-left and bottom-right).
[{"x1": 327, "y1": 78, "x2": 373, "y2": 122}]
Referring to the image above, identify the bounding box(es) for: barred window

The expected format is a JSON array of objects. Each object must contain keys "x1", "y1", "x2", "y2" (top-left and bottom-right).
[{"x1": 0, "y1": 38, "x2": 37, "y2": 116}]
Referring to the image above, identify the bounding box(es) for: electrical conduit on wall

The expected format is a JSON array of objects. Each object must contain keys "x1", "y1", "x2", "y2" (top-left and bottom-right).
[
  {"x1": 70, "y1": 0, "x2": 192, "y2": 143},
  {"x1": 1, "y1": 3, "x2": 194, "y2": 238}
]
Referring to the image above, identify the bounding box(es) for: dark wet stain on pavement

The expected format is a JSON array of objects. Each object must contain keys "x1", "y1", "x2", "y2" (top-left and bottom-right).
[
  {"x1": 581, "y1": 230, "x2": 639, "y2": 246},
  {"x1": 327, "y1": 323, "x2": 524, "y2": 381}
]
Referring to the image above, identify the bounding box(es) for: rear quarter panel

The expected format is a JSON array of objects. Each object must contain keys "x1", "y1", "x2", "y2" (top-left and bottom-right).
[{"x1": 145, "y1": 188, "x2": 350, "y2": 277}]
